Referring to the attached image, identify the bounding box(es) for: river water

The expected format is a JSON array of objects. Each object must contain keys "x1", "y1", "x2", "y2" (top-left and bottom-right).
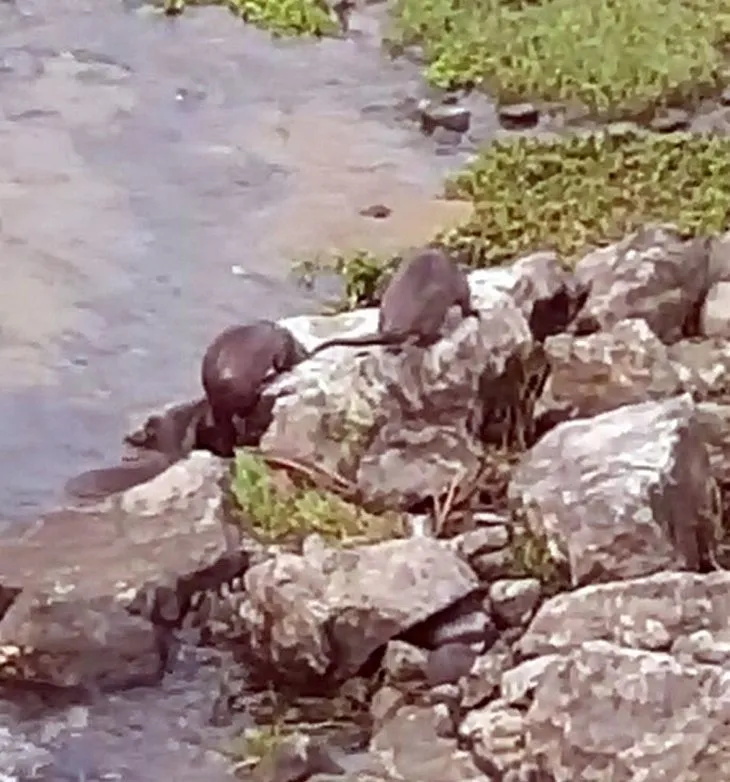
[
  {"x1": 0, "y1": 0, "x2": 508, "y2": 777},
  {"x1": 0, "y1": 0, "x2": 502, "y2": 524}
]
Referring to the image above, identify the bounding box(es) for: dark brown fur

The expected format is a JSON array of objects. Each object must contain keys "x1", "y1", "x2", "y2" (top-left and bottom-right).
[
  {"x1": 309, "y1": 248, "x2": 480, "y2": 357},
  {"x1": 201, "y1": 320, "x2": 309, "y2": 456},
  {"x1": 64, "y1": 452, "x2": 172, "y2": 501}
]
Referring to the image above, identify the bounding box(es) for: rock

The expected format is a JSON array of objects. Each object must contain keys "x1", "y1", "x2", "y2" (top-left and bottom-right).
[
  {"x1": 371, "y1": 704, "x2": 489, "y2": 782},
  {"x1": 418, "y1": 100, "x2": 471, "y2": 134},
  {"x1": 262, "y1": 293, "x2": 539, "y2": 509},
  {"x1": 525, "y1": 640, "x2": 730, "y2": 781},
  {"x1": 426, "y1": 642, "x2": 480, "y2": 687},
  {"x1": 672, "y1": 628, "x2": 730, "y2": 666},
  {"x1": 489, "y1": 579, "x2": 541, "y2": 627},
  {"x1": 0, "y1": 591, "x2": 164, "y2": 691},
  {"x1": 500, "y1": 655, "x2": 562, "y2": 706},
  {"x1": 359, "y1": 203, "x2": 391, "y2": 219},
  {"x1": 451, "y1": 526, "x2": 510, "y2": 561},
  {"x1": 233, "y1": 536, "x2": 479, "y2": 689},
  {"x1": 469, "y1": 250, "x2": 588, "y2": 341},
  {"x1": 541, "y1": 318, "x2": 682, "y2": 420},
  {"x1": 648, "y1": 108, "x2": 692, "y2": 133},
  {"x1": 382, "y1": 639, "x2": 429, "y2": 683},
  {"x1": 459, "y1": 699, "x2": 526, "y2": 776},
  {"x1": 572, "y1": 224, "x2": 710, "y2": 343},
  {"x1": 370, "y1": 685, "x2": 406, "y2": 732},
  {"x1": 707, "y1": 229, "x2": 730, "y2": 284},
  {"x1": 252, "y1": 732, "x2": 345, "y2": 782},
  {"x1": 700, "y1": 281, "x2": 730, "y2": 338},
  {"x1": 668, "y1": 337, "x2": 730, "y2": 400},
  {"x1": 0, "y1": 722, "x2": 54, "y2": 779},
  {"x1": 0, "y1": 451, "x2": 240, "y2": 692},
  {"x1": 469, "y1": 549, "x2": 515, "y2": 582},
  {"x1": 518, "y1": 570, "x2": 730, "y2": 659},
  {"x1": 497, "y1": 102, "x2": 540, "y2": 130},
  {"x1": 459, "y1": 645, "x2": 515, "y2": 710},
  {"x1": 509, "y1": 394, "x2": 720, "y2": 586}
]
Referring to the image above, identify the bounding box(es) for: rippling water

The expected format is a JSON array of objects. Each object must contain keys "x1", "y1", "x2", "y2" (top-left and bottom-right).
[{"x1": 0, "y1": 0, "x2": 503, "y2": 522}]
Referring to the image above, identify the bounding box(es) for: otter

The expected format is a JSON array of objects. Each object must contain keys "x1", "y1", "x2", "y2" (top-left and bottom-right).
[
  {"x1": 201, "y1": 319, "x2": 309, "y2": 457},
  {"x1": 65, "y1": 398, "x2": 223, "y2": 502},
  {"x1": 64, "y1": 452, "x2": 173, "y2": 501},
  {"x1": 124, "y1": 396, "x2": 214, "y2": 457},
  {"x1": 308, "y1": 248, "x2": 480, "y2": 357}
]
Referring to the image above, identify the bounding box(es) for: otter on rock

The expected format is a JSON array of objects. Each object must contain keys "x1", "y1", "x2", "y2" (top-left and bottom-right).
[
  {"x1": 201, "y1": 320, "x2": 309, "y2": 457},
  {"x1": 308, "y1": 248, "x2": 480, "y2": 357}
]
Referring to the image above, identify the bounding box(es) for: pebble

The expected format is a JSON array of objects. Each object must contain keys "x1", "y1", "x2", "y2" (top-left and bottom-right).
[{"x1": 497, "y1": 102, "x2": 540, "y2": 130}]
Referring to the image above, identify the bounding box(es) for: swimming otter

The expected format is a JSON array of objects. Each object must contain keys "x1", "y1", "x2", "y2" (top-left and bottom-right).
[
  {"x1": 64, "y1": 452, "x2": 173, "y2": 501},
  {"x1": 308, "y1": 248, "x2": 480, "y2": 357},
  {"x1": 201, "y1": 320, "x2": 309, "y2": 457}
]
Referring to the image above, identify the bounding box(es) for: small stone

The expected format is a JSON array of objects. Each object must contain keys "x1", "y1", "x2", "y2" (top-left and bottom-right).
[
  {"x1": 459, "y1": 646, "x2": 514, "y2": 710},
  {"x1": 452, "y1": 527, "x2": 510, "y2": 561},
  {"x1": 489, "y1": 579, "x2": 542, "y2": 627},
  {"x1": 419, "y1": 100, "x2": 471, "y2": 134},
  {"x1": 498, "y1": 103, "x2": 540, "y2": 130},
  {"x1": 383, "y1": 639, "x2": 429, "y2": 683},
  {"x1": 470, "y1": 549, "x2": 514, "y2": 581},
  {"x1": 648, "y1": 108, "x2": 691, "y2": 133},
  {"x1": 721, "y1": 86, "x2": 730, "y2": 106},
  {"x1": 426, "y1": 642, "x2": 479, "y2": 686},
  {"x1": 359, "y1": 203, "x2": 392, "y2": 219},
  {"x1": 370, "y1": 685, "x2": 406, "y2": 730}
]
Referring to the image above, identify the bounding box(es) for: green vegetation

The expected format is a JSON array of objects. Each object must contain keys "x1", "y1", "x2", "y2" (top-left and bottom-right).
[
  {"x1": 227, "y1": 450, "x2": 404, "y2": 545},
  {"x1": 162, "y1": 0, "x2": 336, "y2": 37},
  {"x1": 387, "y1": 0, "x2": 730, "y2": 119},
  {"x1": 303, "y1": 129, "x2": 730, "y2": 309}
]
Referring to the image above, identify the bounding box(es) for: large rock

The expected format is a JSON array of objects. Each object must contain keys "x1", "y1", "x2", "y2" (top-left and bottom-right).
[
  {"x1": 230, "y1": 535, "x2": 480, "y2": 690},
  {"x1": 571, "y1": 224, "x2": 710, "y2": 343},
  {"x1": 509, "y1": 394, "x2": 721, "y2": 586},
  {"x1": 525, "y1": 640, "x2": 730, "y2": 782},
  {"x1": 264, "y1": 294, "x2": 543, "y2": 510},
  {"x1": 518, "y1": 570, "x2": 730, "y2": 659},
  {"x1": 541, "y1": 318, "x2": 682, "y2": 421},
  {"x1": 0, "y1": 452, "x2": 242, "y2": 692}
]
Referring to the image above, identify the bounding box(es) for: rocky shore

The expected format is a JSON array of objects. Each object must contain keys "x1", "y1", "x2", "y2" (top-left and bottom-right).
[{"x1": 3, "y1": 223, "x2": 730, "y2": 780}]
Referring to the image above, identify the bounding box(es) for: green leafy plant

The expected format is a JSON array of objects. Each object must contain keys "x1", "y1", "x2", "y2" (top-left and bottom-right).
[
  {"x1": 162, "y1": 0, "x2": 337, "y2": 37},
  {"x1": 440, "y1": 127, "x2": 730, "y2": 266},
  {"x1": 228, "y1": 450, "x2": 403, "y2": 544},
  {"x1": 387, "y1": 0, "x2": 730, "y2": 118},
  {"x1": 293, "y1": 250, "x2": 401, "y2": 311}
]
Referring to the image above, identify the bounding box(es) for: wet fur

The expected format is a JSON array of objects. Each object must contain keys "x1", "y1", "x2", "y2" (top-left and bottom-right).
[
  {"x1": 201, "y1": 320, "x2": 308, "y2": 456},
  {"x1": 309, "y1": 248, "x2": 480, "y2": 356}
]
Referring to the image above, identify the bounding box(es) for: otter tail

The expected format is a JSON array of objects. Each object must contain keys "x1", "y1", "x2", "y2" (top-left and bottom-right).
[{"x1": 308, "y1": 331, "x2": 404, "y2": 358}]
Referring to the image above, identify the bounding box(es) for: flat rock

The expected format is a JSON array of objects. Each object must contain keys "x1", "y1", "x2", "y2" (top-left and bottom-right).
[{"x1": 518, "y1": 570, "x2": 730, "y2": 658}]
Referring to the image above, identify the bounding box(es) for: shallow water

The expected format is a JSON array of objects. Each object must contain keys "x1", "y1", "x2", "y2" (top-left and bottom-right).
[
  {"x1": 0, "y1": 0, "x2": 504, "y2": 522},
  {"x1": 0, "y1": 1, "x2": 514, "y2": 777}
]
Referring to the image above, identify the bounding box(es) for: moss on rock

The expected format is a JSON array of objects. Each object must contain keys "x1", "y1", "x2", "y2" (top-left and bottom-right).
[
  {"x1": 387, "y1": 0, "x2": 730, "y2": 119},
  {"x1": 162, "y1": 0, "x2": 337, "y2": 37}
]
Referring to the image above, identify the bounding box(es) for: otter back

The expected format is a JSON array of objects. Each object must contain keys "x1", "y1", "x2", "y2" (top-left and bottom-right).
[{"x1": 308, "y1": 248, "x2": 478, "y2": 356}]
